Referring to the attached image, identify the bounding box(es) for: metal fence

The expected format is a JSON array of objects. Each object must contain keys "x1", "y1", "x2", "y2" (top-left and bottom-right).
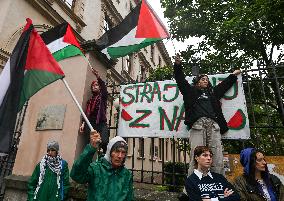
[
  {"x1": 0, "y1": 105, "x2": 28, "y2": 200},
  {"x1": 0, "y1": 62, "x2": 283, "y2": 199},
  {"x1": 106, "y1": 62, "x2": 284, "y2": 187}
]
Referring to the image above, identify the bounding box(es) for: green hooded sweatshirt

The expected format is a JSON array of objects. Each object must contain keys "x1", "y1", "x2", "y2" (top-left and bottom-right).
[{"x1": 70, "y1": 138, "x2": 134, "y2": 201}]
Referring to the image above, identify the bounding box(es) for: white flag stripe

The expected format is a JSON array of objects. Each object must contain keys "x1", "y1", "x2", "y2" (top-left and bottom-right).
[
  {"x1": 47, "y1": 37, "x2": 69, "y2": 54},
  {"x1": 0, "y1": 59, "x2": 11, "y2": 105},
  {"x1": 108, "y1": 27, "x2": 144, "y2": 48}
]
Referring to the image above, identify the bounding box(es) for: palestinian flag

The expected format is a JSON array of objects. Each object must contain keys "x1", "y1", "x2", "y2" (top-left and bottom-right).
[
  {"x1": 0, "y1": 19, "x2": 64, "y2": 154},
  {"x1": 41, "y1": 22, "x2": 83, "y2": 61},
  {"x1": 96, "y1": 0, "x2": 170, "y2": 59}
]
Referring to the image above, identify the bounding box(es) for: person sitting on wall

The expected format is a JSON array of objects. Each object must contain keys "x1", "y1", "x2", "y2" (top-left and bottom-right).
[
  {"x1": 233, "y1": 148, "x2": 284, "y2": 201},
  {"x1": 79, "y1": 67, "x2": 109, "y2": 154},
  {"x1": 70, "y1": 131, "x2": 133, "y2": 201},
  {"x1": 27, "y1": 140, "x2": 70, "y2": 201},
  {"x1": 173, "y1": 54, "x2": 241, "y2": 175},
  {"x1": 185, "y1": 146, "x2": 240, "y2": 201}
]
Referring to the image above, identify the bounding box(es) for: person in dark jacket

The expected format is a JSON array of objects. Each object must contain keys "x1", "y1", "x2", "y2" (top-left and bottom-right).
[
  {"x1": 27, "y1": 140, "x2": 70, "y2": 201},
  {"x1": 185, "y1": 146, "x2": 240, "y2": 201},
  {"x1": 79, "y1": 67, "x2": 109, "y2": 154},
  {"x1": 174, "y1": 54, "x2": 241, "y2": 175},
  {"x1": 233, "y1": 148, "x2": 284, "y2": 201},
  {"x1": 70, "y1": 131, "x2": 133, "y2": 201}
]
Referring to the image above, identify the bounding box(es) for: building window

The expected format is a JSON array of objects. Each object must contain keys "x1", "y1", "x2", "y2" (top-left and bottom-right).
[
  {"x1": 102, "y1": 14, "x2": 112, "y2": 34},
  {"x1": 158, "y1": 139, "x2": 163, "y2": 160},
  {"x1": 150, "y1": 140, "x2": 158, "y2": 160},
  {"x1": 158, "y1": 56, "x2": 162, "y2": 67},
  {"x1": 138, "y1": 138, "x2": 144, "y2": 158},
  {"x1": 125, "y1": 138, "x2": 131, "y2": 155},
  {"x1": 165, "y1": 140, "x2": 168, "y2": 161},
  {"x1": 140, "y1": 65, "x2": 146, "y2": 82},
  {"x1": 171, "y1": 142, "x2": 173, "y2": 158},
  {"x1": 125, "y1": 55, "x2": 132, "y2": 74},
  {"x1": 151, "y1": 45, "x2": 155, "y2": 63},
  {"x1": 177, "y1": 148, "x2": 181, "y2": 162},
  {"x1": 62, "y1": 0, "x2": 74, "y2": 9}
]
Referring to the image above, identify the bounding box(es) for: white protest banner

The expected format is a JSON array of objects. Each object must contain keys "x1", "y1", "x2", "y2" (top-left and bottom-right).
[{"x1": 117, "y1": 74, "x2": 250, "y2": 139}]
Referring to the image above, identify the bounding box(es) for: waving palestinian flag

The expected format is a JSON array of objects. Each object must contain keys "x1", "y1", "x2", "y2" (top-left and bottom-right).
[
  {"x1": 0, "y1": 19, "x2": 64, "y2": 153},
  {"x1": 96, "y1": 0, "x2": 170, "y2": 59},
  {"x1": 41, "y1": 22, "x2": 83, "y2": 61}
]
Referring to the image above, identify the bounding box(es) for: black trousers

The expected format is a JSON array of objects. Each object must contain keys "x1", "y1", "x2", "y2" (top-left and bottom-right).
[{"x1": 84, "y1": 122, "x2": 109, "y2": 154}]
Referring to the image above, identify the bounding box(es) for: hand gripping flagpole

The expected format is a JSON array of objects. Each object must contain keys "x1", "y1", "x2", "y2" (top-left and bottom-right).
[{"x1": 61, "y1": 78, "x2": 95, "y2": 132}]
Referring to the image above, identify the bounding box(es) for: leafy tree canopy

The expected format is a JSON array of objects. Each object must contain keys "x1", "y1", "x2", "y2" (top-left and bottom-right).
[{"x1": 161, "y1": 0, "x2": 284, "y2": 70}]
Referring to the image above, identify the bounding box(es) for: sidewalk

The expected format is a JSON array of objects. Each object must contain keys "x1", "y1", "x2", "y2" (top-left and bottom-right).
[{"x1": 134, "y1": 182, "x2": 179, "y2": 201}]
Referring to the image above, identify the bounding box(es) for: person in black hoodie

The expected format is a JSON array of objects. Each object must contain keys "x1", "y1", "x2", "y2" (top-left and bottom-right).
[
  {"x1": 174, "y1": 55, "x2": 241, "y2": 175},
  {"x1": 233, "y1": 148, "x2": 284, "y2": 201},
  {"x1": 185, "y1": 146, "x2": 240, "y2": 201}
]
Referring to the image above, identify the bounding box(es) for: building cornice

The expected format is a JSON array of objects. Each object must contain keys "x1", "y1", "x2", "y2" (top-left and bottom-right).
[
  {"x1": 156, "y1": 41, "x2": 172, "y2": 67},
  {"x1": 25, "y1": 0, "x2": 85, "y2": 40},
  {"x1": 102, "y1": 0, "x2": 123, "y2": 24},
  {"x1": 121, "y1": 70, "x2": 135, "y2": 83},
  {"x1": 138, "y1": 52, "x2": 151, "y2": 70},
  {"x1": 107, "y1": 68, "x2": 127, "y2": 84}
]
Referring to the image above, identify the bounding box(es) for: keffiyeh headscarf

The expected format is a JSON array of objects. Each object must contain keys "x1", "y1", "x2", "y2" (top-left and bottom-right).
[{"x1": 34, "y1": 154, "x2": 62, "y2": 199}]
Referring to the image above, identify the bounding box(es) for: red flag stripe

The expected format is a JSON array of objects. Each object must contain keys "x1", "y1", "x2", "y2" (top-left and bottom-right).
[
  {"x1": 25, "y1": 29, "x2": 64, "y2": 76},
  {"x1": 136, "y1": 0, "x2": 170, "y2": 39}
]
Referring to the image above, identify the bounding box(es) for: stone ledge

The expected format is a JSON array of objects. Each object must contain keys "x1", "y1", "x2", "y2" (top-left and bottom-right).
[{"x1": 4, "y1": 175, "x2": 29, "y2": 191}]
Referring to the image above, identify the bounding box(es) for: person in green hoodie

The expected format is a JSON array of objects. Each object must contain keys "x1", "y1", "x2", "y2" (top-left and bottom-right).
[
  {"x1": 27, "y1": 140, "x2": 70, "y2": 201},
  {"x1": 70, "y1": 131, "x2": 134, "y2": 201}
]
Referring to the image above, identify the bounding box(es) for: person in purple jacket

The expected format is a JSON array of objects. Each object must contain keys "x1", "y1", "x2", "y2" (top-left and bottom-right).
[{"x1": 79, "y1": 68, "x2": 109, "y2": 154}]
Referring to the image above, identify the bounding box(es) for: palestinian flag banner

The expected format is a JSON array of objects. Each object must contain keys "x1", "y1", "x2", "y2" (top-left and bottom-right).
[
  {"x1": 41, "y1": 22, "x2": 83, "y2": 61},
  {"x1": 96, "y1": 0, "x2": 170, "y2": 59},
  {"x1": 0, "y1": 19, "x2": 64, "y2": 154}
]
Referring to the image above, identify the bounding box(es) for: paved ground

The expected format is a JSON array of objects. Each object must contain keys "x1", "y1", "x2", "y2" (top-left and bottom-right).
[{"x1": 134, "y1": 183, "x2": 180, "y2": 201}]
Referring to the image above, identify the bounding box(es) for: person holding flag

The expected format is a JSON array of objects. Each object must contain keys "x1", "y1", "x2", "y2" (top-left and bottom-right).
[
  {"x1": 79, "y1": 68, "x2": 109, "y2": 154},
  {"x1": 71, "y1": 131, "x2": 133, "y2": 201}
]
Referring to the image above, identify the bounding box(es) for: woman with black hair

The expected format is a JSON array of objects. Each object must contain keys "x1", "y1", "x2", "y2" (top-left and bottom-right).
[{"x1": 233, "y1": 148, "x2": 284, "y2": 201}]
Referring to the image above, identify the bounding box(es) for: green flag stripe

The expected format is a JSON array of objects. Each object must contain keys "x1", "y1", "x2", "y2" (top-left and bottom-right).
[
  {"x1": 107, "y1": 38, "x2": 161, "y2": 59},
  {"x1": 52, "y1": 45, "x2": 83, "y2": 61},
  {"x1": 19, "y1": 70, "x2": 64, "y2": 109}
]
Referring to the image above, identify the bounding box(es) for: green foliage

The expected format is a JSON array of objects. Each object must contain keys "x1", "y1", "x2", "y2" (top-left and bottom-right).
[
  {"x1": 158, "y1": 0, "x2": 284, "y2": 155},
  {"x1": 146, "y1": 65, "x2": 174, "y2": 82},
  {"x1": 155, "y1": 185, "x2": 169, "y2": 192},
  {"x1": 163, "y1": 162, "x2": 189, "y2": 192},
  {"x1": 161, "y1": 0, "x2": 284, "y2": 67}
]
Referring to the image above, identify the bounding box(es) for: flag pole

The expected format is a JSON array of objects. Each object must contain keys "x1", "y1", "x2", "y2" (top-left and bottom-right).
[
  {"x1": 82, "y1": 55, "x2": 96, "y2": 71},
  {"x1": 61, "y1": 78, "x2": 95, "y2": 132}
]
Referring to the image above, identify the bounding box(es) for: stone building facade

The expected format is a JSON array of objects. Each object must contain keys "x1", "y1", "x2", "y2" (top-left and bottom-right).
[{"x1": 0, "y1": 0, "x2": 173, "y2": 183}]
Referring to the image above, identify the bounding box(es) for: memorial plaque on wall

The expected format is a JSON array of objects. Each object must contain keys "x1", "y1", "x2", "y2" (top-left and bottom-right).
[{"x1": 36, "y1": 105, "x2": 66, "y2": 130}]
